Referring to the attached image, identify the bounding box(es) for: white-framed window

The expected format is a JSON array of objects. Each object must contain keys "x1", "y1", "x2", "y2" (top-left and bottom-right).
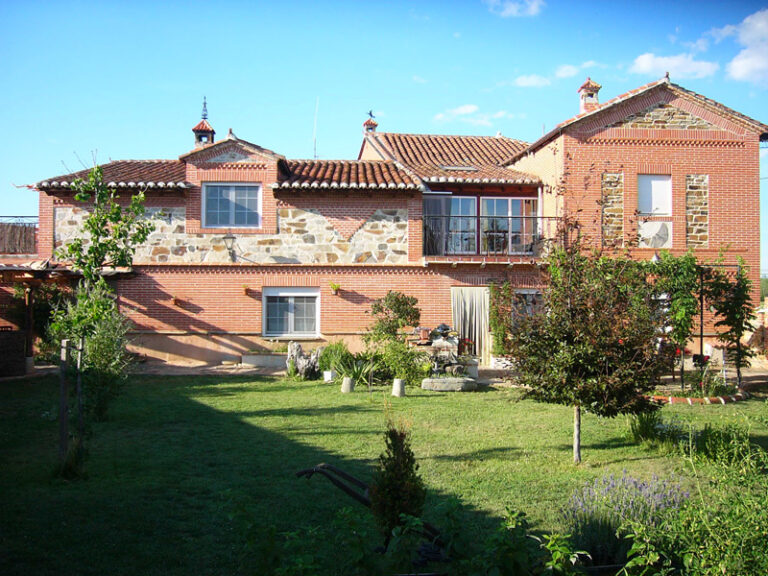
[
  {"x1": 638, "y1": 175, "x2": 671, "y2": 216},
  {"x1": 480, "y1": 197, "x2": 538, "y2": 254},
  {"x1": 263, "y1": 287, "x2": 320, "y2": 337},
  {"x1": 203, "y1": 183, "x2": 262, "y2": 228}
]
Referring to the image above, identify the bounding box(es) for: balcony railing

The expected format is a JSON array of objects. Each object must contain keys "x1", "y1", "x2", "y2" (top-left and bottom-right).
[{"x1": 423, "y1": 215, "x2": 557, "y2": 257}]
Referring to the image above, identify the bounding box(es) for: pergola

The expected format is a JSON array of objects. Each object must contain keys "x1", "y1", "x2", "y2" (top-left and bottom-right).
[{"x1": 0, "y1": 262, "x2": 79, "y2": 367}]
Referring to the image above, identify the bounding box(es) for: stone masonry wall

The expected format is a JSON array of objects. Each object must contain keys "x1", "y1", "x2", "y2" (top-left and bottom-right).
[
  {"x1": 54, "y1": 205, "x2": 409, "y2": 265},
  {"x1": 686, "y1": 174, "x2": 709, "y2": 248},
  {"x1": 611, "y1": 103, "x2": 716, "y2": 130},
  {"x1": 601, "y1": 172, "x2": 624, "y2": 248}
]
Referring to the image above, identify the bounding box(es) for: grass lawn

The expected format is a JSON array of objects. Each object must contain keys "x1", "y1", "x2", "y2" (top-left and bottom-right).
[{"x1": 1, "y1": 374, "x2": 767, "y2": 575}]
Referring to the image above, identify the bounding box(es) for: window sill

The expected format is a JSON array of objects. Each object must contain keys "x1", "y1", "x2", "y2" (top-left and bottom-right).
[{"x1": 263, "y1": 335, "x2": 322, "y2": 341}]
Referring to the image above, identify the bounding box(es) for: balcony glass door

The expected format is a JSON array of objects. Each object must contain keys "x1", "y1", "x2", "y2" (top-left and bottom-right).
[{"x1": 423, "y1": 196, "x2": 476, "y2": 255}]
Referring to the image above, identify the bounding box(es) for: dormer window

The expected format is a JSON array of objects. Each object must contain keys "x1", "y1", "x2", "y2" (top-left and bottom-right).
[{"x1": 203, "y1": 183, "x2": 261, "y2": 228}]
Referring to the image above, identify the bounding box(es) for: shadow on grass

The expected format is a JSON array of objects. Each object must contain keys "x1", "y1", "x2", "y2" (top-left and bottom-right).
[{"x1": 0, "y1": 374, "x2": 502, "y2": 576}]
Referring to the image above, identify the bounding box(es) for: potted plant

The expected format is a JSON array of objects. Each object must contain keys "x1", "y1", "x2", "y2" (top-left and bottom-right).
[
  {"x1": 329, "y1": 282, "x2": 341, "y2": 295},
  {"x1": 242, "y1": 284, "x2": 250, "y2": 296}
]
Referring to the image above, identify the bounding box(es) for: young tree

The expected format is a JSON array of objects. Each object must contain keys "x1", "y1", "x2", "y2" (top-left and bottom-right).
[
  {"x1": 654, "y1": 251, "x2": 700, "y2": 387},
  {"x1": 707, "y1": 260, "x2": 756, "y2": 387},
  {"x1": 51, "y1": 166, "x2": 154, "y2": 423},
  {"x1": 504, "y1": 232, "x2": 665, "y2": 464},
  {"x1": 57, "y1": 166, "x2": 154, "y2": 288}
]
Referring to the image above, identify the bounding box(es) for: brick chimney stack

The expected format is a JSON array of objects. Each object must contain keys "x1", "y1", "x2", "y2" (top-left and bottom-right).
[{"x1": 578, "y1": 78, "x2": 602, "y2": 114}]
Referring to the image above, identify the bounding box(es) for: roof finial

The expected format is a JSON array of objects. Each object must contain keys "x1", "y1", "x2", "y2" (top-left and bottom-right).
[
  {"x1": 664, "y1": 71, "x2": 670, "y2": 81},
  {"x1": 202, "y1": 97, "x2": 208, "y2": 120},
  {"x1": 367, "y1": 109, "x2": 375, "y2": 120}
]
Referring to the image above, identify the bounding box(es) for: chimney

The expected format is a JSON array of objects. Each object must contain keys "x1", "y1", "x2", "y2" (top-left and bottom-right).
[
  {"x1": 578, "y1": 77, "x2": 602, "y2": 114},
  {"x1": 363, "y1": 110, "x2": 378, "y2": 134},
  {"x1": 192, "y1": 97, "x2": 216, "y2": 148}
]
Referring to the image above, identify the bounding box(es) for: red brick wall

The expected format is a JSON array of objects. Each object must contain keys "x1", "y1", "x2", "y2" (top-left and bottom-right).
[{"x1": 117, "y1": 263, "x2": 541, "y2": 336}]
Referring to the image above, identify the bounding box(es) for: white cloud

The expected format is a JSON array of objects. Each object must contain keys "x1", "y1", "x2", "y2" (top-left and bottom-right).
[
  {"x1": 412, "y1": 75, "x2": 427, "y2": 84},
  {"x1": 555, "y1": 65, "x2": 579, "y2": 78},
  {"x1": 451, "y1": 104, "x2": 479, "y2": 115},
  {"x1": 723, "y1": 9, "x2": 768, "y2": 86},
  {"x1": 761, "y1": 148, "x2": 768, "y2": 159},
  {"x1": 434, "y1": 105, "x2": 521, "y2": 127},
  {"x1": 514, "y1": 74, "x2": 551, "y2": 87},
  {"x1": 555, "y1": 61, "x2": 600, "y2": 79},
  {"x1": 682, "y1": 37, "x2": 709, "y2": 52},
  {"x1": 629, "y1": 52, "x2": 719, "y2": 79},
  {"x1": 483, "y1": 0, "x2": 544, "y2": 18}
]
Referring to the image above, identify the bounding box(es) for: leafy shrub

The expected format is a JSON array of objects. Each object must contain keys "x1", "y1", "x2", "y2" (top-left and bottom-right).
[
  {"x1": 81, "y1": 304, "x2": 132, "y2": 421},
  {"x1": 367, "y1": 291, "x2": 420, "y2": 341},
  {"x1": 380, "y1": 339, "x2": 430, "y2": 386},
  {"x1": 624, "y1": 450, "x2": 768, "y2": 575},
  {"x1": 679, "y1": 370, "x2": 736, "y2": 398},
  {"x1": 369, "y1": 420, "x2": 426, "y2": 538},
  {"x1": 318, "y1": 340, "x2": 353, "y2": 373},
  {"x1": 562, "y1": 472, "x2": 687, "y2": 566},
  {"x1": 48, "y1": 282, "x2": 132, "y2": 421}
]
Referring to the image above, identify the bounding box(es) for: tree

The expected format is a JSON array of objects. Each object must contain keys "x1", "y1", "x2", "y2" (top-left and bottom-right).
[
  {"x1": 504, "y1": 231, "x2": 665, "y2": 464},
  {"x1": 50, "y1": 167, "x2": 154, "y2": 426},
  {"x1": 654, "y1": 251, "x2": 700, "y2": 387},
  {"x1": 367, "y1": 291, "x2": 421, "y2": 341},
  {"x1": 57, "y1": 166, "x2": 154, "y2": 288},
  {"x1": 707, "y1": 260, "x2": 755, "y2": 387}
]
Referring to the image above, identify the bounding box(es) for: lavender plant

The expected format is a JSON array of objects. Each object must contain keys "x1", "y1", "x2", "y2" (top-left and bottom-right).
[{"x1": 562, "y1": 472, "x2": 688, "y2": 566}]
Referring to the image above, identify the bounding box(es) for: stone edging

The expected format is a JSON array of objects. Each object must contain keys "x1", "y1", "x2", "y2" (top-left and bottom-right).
[{"x1": 650, "y1": 389, "x2": 750, "y2": 405}]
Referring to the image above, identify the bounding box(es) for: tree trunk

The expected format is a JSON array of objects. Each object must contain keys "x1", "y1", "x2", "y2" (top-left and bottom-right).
[{"x1": 573, "y1": 404, "x2": 581, "y2": 464}]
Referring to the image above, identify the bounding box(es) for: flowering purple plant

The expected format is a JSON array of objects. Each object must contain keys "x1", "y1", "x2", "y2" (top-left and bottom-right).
[{"x1": 562, "y1": 471, "x2": 688, "y2": 565}]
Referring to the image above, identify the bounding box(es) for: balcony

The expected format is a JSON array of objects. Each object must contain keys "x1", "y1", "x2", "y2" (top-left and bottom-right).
[{"x1": 423, "y1": 215, "x2": 557, "y2": 259}]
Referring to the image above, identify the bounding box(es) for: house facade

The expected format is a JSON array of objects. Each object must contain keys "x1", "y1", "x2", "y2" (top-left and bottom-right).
[{"x1": 6, "y1": 77, "x2": 767, "y2": 364}]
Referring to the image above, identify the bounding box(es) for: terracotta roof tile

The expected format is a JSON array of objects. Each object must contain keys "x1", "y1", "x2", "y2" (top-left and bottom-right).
[
  {"x1": 192, "y1": 119, "x2": 215, "y2": 132},
  {"x1": 277, "y1": 160, "x2": 422, "y2": 190},
  {"x1": 374, "y1": 132, "x2": 527, "y2": 167},
  {"x1": 37, "y1": 160, "x2": 187, "y2": 190},
  {"x1": 367, "y1": 132, "x2": 538, "y2": 184}
]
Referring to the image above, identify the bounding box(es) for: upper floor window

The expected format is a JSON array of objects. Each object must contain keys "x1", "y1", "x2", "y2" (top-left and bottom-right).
[
  {"x1": 638, "y1": 175, "x2": 671, "y2": 216},
  {"x1": 203, "y1": 183, "x2": 261, "y2": 228}
]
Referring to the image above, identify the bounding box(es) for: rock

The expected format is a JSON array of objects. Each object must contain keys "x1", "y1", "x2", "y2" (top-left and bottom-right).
[{"x1": 421, "y1": 377, "x2": 478, "y2": 392}]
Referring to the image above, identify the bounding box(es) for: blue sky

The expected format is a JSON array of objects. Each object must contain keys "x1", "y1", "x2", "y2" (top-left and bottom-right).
[{"x1": 1, "y1": 1, "x2": 766, "y2": 268}]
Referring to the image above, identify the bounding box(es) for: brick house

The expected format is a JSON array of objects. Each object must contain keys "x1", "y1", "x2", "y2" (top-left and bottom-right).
[{"x1": 7, "y1": 77, "x2": 768, "y2": 364}]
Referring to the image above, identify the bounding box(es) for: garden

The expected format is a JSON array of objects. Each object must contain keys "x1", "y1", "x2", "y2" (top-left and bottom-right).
[{"x1": 2, "y1": 371, "x2": 768, "y2": 575}]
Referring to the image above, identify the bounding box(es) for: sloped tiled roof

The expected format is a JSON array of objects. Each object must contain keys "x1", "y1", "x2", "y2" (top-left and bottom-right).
[
  {"x1": 192, "y1": 119, "x2": 215, "y2": 132},
  {"x1": 506, "y1": 77, "x2": 768, "y2": 164},
  {"x1": 37, "y1": 160, "x2": 187, "y2": 190},
  {"x1": 364, "y1": 132, "x2": 539, "y2": 184},
  {"x1": 277, "y1": 160, "x2": 422, "y2": 190}
]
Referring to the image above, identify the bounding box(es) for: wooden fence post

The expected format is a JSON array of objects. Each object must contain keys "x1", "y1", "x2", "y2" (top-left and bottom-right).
[{"x1": 58, "y1": 339, "x2": 70, "y2": 464}]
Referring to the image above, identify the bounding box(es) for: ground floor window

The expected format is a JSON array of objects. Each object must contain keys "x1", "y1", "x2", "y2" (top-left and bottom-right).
[{"x1": 263, "y1": 287, "x2": 319, "y2": 337}]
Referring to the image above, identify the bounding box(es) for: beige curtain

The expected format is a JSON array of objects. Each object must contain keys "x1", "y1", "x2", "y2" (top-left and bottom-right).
[{"x1": 451, "y1": 287, "x2": 490, "y2": 365}]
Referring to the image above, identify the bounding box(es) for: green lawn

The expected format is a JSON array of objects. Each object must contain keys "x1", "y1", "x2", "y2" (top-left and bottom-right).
[{"x1": 1, "y1": 374, "x2": 767, "y2": 575}]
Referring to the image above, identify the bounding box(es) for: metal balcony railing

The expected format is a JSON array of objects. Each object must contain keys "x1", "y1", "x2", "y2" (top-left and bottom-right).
[{"x1": 423, "y1": 215, "x2": 557, "y2": 257}]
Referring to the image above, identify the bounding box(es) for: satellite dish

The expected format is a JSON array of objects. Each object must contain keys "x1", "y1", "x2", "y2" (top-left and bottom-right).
[{"x1": 639, "y1": 221, "x2": 672, "y2": 248}]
